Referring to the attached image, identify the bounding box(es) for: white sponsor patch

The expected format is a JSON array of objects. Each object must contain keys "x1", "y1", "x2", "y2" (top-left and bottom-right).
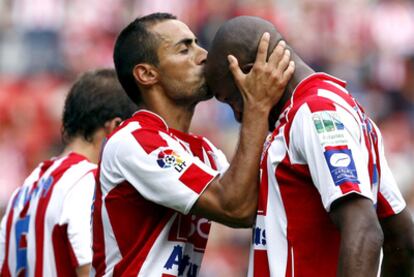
[{"x1": 329, "y1": 152, "x2": 351, "y2": 167}]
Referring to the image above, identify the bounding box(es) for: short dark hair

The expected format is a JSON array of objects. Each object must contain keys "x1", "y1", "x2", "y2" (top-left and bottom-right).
[
  {"x1": 62, "y1": 69, "x2": 138, "y2": 143},
  {"x1": 113, "y1": 13, "x2": 177, "y2": 105}
]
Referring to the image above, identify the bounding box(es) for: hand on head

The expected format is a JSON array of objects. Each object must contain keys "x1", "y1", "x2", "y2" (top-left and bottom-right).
[{"x1": 227, "y1": 32, "x2": 295, "y2": 114}]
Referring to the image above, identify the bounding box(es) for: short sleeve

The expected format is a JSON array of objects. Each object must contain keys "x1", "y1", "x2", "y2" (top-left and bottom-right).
[
  {"x1": 106, "y1": 129, "x2": 219, "y2": 215},
  {"x1": 59, "y1": 172, "x2": 95, "y2": 266},
  {"x1": 373, "y1": 122, "x2": 406, "y2": 218},
  {"x1": 290, "y1": 102, "x2": 374, "y2": 211}
]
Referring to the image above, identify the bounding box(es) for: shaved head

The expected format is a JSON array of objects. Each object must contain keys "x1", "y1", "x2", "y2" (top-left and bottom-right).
[
  {"x1": 205, "y1": 16, "x2": 284, "y2": 122},
  {"x1": 206, "y1": 16, "x2": 313, "y2": 126},
  {"x1": 206, "y1": 16, "x2": 283, "y2": 86}
]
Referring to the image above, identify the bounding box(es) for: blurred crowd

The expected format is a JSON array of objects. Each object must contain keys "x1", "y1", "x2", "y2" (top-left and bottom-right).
[{"x1": 0, "y1": 0, "x2": 413, "y2": 275}]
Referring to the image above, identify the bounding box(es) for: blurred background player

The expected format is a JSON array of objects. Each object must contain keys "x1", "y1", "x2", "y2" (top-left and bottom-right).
[
  {"x1": 0, "y1": 69, "x2": 137, "y2": 277},
  {"x1": 92, "y1": 12, "x2": 293, "y2": 276},
  {"x1": 205, "y1": 16, "x2": 414, "y2": 277}
]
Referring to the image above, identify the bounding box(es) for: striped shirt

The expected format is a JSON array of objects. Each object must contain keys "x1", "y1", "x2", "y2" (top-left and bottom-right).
[
  {"x1": 91, "y1": 110, "x2": 229, "y2": 276},
  {"x1": 248, "y1": 73, "x2": 406, "y2": 277},
  {"x1": 0, "y1": 152, "x2": 96, "y2": 277}
]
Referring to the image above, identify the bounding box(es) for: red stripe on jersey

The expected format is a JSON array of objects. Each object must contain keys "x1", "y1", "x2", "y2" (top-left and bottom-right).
[
  {"x1": 283, "y1": 95, "x2": 335, "y2": 148},
  {"x1": 133, "y1": 110, "x2": 169, "y2": 131},
  {"x1": 1, "y1": 191, "x2": 20, "y2": 277},
  {"x1": 276, "y1": 155, "x2": 339, "y2": 277},
  {"x1": 285, "y1": 242, "x2": 292, "y2": 277},
  {"x1": 162, "y1": 274, "x2": 176, "y2": 277},
  {"x1": 306, "y1": 98, "x2": 337, "y2": 113},
  {"x1": 132, "y1": 129, "x2": 168, "y2": 154},
  {"x1": 377, "y1": 192, "x2": 395, "y2": 219},
  {"x1": 339, "y1": 182, "x2": 361, "y2": 194},
  {"x1": 104, "y1": 182, "x2": 173, "y2": 276},
  {"x1": 322, "y1": 81, "x2": 356, "y2": 108},
  {"x1": 179, "y1": 164, "x2": 214, "y2": 194},
  {"x1": 170, "y1": 129, "x2": 219, "y2": 171},
  {"x1": 35, "y1": 154, "x2": 86, "y2": 277},
  {"x1": 324, "y1": 145, "x2": 349, "y2": 151},
  {"x1": 2, "y1": 161, "x2": 52, "y2": 277},
  {"x1": 92, "y1": 167, "x2": 106, "y2": 276},
  {"x1": 253, "y1": 250, "x2": 270, "y2": 277},
  {"x1": 52, "y1": 224, "x2": 78, "y2": 276},
  {"x1": 20, "y1": 161, "x2": 54, "y2": 218},
  {"x1": 257, "y1": 150, "x2": 269, "y2": 216},
  {"x1": 167, "y1": 214, "x2": 210, "y2": 253},
  {"x1": 258, "y1": 123, "x2": 284, "y2": 216}
]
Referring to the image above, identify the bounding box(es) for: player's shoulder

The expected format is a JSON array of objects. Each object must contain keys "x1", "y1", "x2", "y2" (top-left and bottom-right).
[
  {"x1": 52, "y1": 154, "x2": 97, "y2": 190},
  {"x1": 104, "y1": 120, "x2": 173, "y2": 161}
]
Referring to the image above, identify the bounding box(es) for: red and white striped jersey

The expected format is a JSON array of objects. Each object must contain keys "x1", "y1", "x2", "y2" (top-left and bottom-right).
[
  {"x1": 0, "y1": 152, "x2": 96, "y2": 277},
  {"x1": 91, "y1": 110, "x2": 229, "y2": 277},
  {"x1": 249, "y1": 73, "x2": 406, "y2": 277}
]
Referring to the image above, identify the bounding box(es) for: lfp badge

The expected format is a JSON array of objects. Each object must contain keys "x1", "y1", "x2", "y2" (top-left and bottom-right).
[{"x1": 157, "y1": 149, "x2": 187, "y2": 173}]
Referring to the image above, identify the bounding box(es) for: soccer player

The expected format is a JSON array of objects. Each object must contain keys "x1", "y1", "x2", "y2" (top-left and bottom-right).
[
  {"x1": 205, "y1": 16, "x2": 414, "y2": 277},
  {"x1": 0, "y1": 69, "x2": 137, "y2": 277},
  {"x1": 91, "y1": 13, "x2": 294, "y2": 276}
]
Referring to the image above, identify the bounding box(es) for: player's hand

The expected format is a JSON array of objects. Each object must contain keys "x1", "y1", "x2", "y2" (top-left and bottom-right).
[{"x1": 227, "y1": 32, "x2": 294, "y2": 114}]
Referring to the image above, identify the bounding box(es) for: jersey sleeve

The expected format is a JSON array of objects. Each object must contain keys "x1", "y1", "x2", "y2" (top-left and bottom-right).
[
  {"x1": 290, "y1": 101, "x2": 374, "y2": 211},
  {"x1": 373, "y1": 122, "x2": 406, "y2": 219},
  {"x1": 201, "y1": 137, "x2": 230, "y2": 175},
  {"x1": 59, "y1": 172, "x2": 95, "y2": 267},
  {"x1": 105, "y1": 129, "x2": 219, "y2": 215}
]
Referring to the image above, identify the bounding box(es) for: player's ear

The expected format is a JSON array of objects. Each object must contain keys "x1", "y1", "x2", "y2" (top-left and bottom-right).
[
  {"x1": 133, "y1": 63, "x2": 159, "y2": 86},
  {"x1": 104, "y1": 117, "x2": 122, "y2": 135}
]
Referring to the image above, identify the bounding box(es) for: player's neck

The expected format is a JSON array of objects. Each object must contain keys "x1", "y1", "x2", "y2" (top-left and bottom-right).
[
  {"x1": 141, "y1": 89, "x2": 195, "y2": 133},
  {"x1": 288, "y1": 56, "x2": 315, "y2": 95},
  {"x1": 62, "y1": 132, "x2": 105, "y2": 164},
  {"x1": 155, "y1": 105, "x2": 194, "y2": 133},
  {"x1": 268, "y1": 59, "x2": 314, "y2": 131}
]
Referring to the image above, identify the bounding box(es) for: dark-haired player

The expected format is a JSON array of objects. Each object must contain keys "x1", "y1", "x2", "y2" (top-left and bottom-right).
[
  {"x1": 0, "y1": 69, "x2": 137, "y2": 277},
  {"x1": 91, "y1": 12, "x2": 294, "y2": 276}
]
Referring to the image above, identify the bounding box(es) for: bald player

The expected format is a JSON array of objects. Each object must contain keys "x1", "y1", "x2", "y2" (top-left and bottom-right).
[{"x1": 205, "y1": 16, "x2": 414, "y2": 277}]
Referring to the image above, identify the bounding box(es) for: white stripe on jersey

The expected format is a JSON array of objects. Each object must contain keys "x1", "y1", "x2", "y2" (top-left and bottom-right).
[
  {"x1": 249, "y1": 73, "x2": 406, "y2": 277},
  {"x1": 93, "y1": 111, "x2": 229, "y2": 276},
  {"x1": 1, "y1": 153, "x2": 96, "y2": 277}
]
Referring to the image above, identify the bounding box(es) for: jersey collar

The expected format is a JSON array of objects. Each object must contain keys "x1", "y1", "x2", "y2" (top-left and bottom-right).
[
  {"x1": 291, "y1": 72, "x2": 347, "y2": 101},
  {"x1": 131, "y1": 109, "x2": 170, "y2": 132},
  {"x1": 274, "y1": 73, "x2": 347, "y2": 129}
]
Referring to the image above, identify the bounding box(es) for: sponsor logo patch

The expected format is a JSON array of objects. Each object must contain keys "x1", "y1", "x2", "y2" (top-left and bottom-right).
[
  {"x1": 313, "y1": 111, "x2": 348, "y2": 147},
  {"x1": 157, "y1": 149, "x2": 187, "y2": 173},
  {"x1": 312, "y1": 111, "x2": 345, "y2": 133},
  {"x1": 324, "y1": 148, "x2": 359, "y2": 186}
]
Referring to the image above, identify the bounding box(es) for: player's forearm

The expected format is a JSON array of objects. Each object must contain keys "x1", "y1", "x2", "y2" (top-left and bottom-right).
[
  {"x1": 191, "y1": 109, "x2": 270, "y2": 228},
  {"x1": 330, "y1": 196, "x2": 383, "y2": 277},
  {"x1": 380, "y1": 209, "x2": 414, "y2": 277},
  {"x1": 381, "y1": 245, "x2": 414, "y2": 277},
  {"x1": 337, "y1": 228, "x2": 383, "y2": 277},
  {"x1": 215, "y1": 109, "x2": 270, "y2": 225}
]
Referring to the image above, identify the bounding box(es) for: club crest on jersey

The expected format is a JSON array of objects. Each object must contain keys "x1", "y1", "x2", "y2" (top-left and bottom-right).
[
  {"x1": 324, "y1": 147, "x2": 359, "y2": 186},
  {"x1": 157, "y1": 149, "x2": 187, "y2": 173}
]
